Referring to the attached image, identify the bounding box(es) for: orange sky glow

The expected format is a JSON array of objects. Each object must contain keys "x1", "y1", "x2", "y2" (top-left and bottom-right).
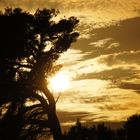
[{"x1": 1, "y1": 0, "x2": 140, "y2": 128}]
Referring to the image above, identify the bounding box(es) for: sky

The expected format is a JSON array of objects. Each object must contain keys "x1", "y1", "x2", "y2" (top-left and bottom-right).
[{"x1": 1, "y1": 0, "x2": 140, "y2": 129}]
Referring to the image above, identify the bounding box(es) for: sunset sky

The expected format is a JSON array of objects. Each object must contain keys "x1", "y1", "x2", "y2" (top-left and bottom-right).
[{"x1": 1, "y1": 0, "x2": 140, "y2": 129}]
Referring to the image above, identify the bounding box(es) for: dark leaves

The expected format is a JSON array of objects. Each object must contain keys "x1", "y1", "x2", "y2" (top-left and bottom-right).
[{"x1": 0, "y1": 7, "x2": 79, "y2": 140}]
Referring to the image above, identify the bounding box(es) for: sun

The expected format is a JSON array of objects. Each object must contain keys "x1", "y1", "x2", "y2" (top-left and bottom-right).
[{"x1": 49, "y1": 71, "x2": 70, "y2": 93}]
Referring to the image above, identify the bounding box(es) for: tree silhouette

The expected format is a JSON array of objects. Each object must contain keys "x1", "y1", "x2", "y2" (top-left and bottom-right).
[
  {"x1": 124, "y1": 114, "x2": 140, "y2": 140},
  {"x1": 64, "y1": 114, "x2": 140, "y2": 140},
  {"x1": 0, "y1": 8, "x2": 79, "y2": 140}
]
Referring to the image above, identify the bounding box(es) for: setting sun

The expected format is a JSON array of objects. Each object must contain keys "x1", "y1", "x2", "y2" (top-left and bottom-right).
[{"x1": 49, "y1": 71, "x2": 70, "y2": 93}]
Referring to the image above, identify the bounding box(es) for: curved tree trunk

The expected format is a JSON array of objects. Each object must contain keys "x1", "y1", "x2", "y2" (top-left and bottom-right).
[
  {"x1": 28, "y1": 53, "x2": 63, "y2": 140},
  {"x1": 42, "y1": 86, "x2": 63, "y2": 140}
]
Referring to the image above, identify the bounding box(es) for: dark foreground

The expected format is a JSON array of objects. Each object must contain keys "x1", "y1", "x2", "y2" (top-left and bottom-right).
[{"x1": 63, "y1": 114, "x2": 140, "y2": 140}]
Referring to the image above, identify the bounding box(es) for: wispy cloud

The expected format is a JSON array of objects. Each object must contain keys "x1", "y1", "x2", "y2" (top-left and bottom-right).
[
  {"x1": 1, "y1": 0, "x2": 140, "y2": 125},
  {"x1": 55, "y1": 15, "x2": 140, "y2": 123},
  {"x1": 99, "y1": 51, "x2": 140, "y2": 66},
  {"x1": 0, "y1": 0, "x2": 140, "y2": 24}
]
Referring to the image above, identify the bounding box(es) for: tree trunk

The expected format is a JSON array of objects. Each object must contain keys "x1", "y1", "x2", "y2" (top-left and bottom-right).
[
  {"x1": 48, "y1": 111, "x2": 63, "y2": 140},
  {"x1": 42, "y1": 86, "x2": 63, "y2": 140}
]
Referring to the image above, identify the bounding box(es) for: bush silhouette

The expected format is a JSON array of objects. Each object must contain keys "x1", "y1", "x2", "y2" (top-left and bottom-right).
[
  {"x1": 65, "y1": 114, "x2": 140, "y2": 140},
  {"x1": 124, "y1": 114, "x2": 140, "y2": 140}
]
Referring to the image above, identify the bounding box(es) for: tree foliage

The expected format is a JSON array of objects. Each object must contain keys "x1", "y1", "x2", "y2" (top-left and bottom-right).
[
  {"x1": 64, "y1": 114, "x2": 140, "y2": 140},
  {"x1": 124, "y1": 114, "x2": 140, "y2": 140},
  {"x1": 0, "y1": 8, "x2": 79, "y2": 140}
]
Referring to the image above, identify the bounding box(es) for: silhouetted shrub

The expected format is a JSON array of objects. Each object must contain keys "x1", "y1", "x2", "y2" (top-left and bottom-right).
[{"x1": 65, "y1": 114, "x2": 140, "y2": 140}]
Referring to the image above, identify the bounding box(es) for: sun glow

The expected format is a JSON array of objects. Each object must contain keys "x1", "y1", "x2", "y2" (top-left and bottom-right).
[{"x1": 49, "y1": 71, "x2": 70, "y2": 93}]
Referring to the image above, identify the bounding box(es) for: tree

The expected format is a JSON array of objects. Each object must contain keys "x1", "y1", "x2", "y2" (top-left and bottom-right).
[
  {"x1": 0, "y1": 8, "x2": 79, "y2": 140},
  {"x1": 124, "y1": 114, "x2": 140, "y2": 140}
]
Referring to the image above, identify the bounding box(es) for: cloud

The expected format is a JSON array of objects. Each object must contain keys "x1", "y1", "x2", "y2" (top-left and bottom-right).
[
  {"x1": 74, "y1": 67, "x2": 139, "y2": 81},
  {"x1": 98, "y1": 51, "x2": 140, "y2": 66},
  {"x1": 57, "y1": 49, "x2": 89, "y2": 66},
  {"x1": 92, "y1": 17, "x2": 140, "y2": 54},
  {"x1": 55, "y1": 76, "x2": 140, "y2": 123},
  {"x1": 79, "y1": 95, "x2": 111, "y2": 104},
  {"x1": 119, "y1": 82, "x2": 140, "y2": 93},
  {"x1": 1, "y1": 0, "x2": 140, "y2": 124},
  {"x1": 0, "y1": 0, "x2": 140, "y2": 25},
  {"x1": 89, "y1": 38, "x2": 113, "y2": 48},
  {"x1": 57, "y1": 111, "x2": 90, "y2": 124},
  {"x1": 98, "y1": 103, "x2": 129, "y2": 111},
  {"x1": 72, "y1": 16, "x2": 140, "y2": 64}
]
